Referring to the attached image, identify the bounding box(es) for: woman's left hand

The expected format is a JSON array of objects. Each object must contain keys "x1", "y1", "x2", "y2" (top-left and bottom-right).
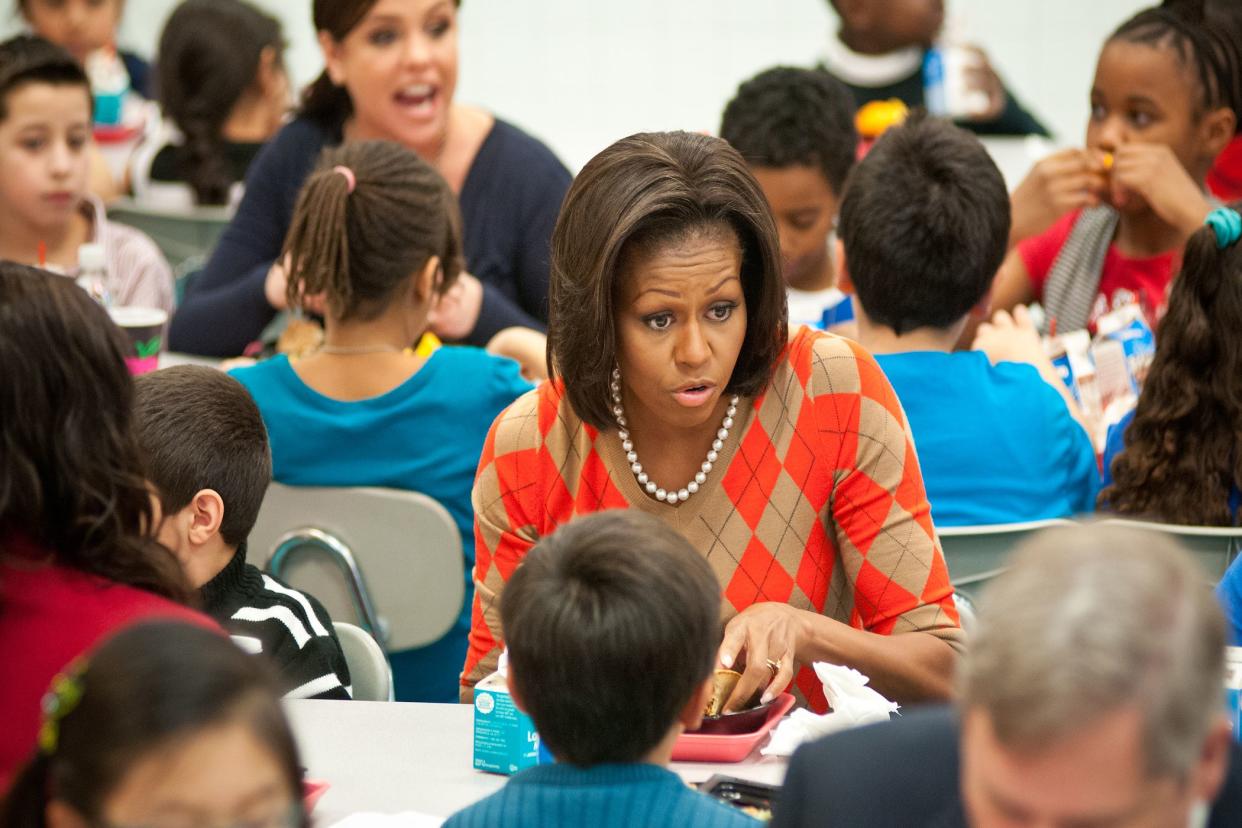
[{"x1": 718, "y1": 602, "x2": 808, "y2": 711}]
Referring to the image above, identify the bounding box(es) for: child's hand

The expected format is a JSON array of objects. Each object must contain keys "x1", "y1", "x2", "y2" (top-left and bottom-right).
[
  {"x1": 485, "y1": 326, "x2": 548, "y2": 381},
  {"x1": 1009, "y1": 148, "x2": 1108, "y2": 245},
  {"x1": 429, "y1": 272, "x2": 484, "y2": 341},
  {"x1": 972, "y1": 305, "x2": 1051, "y2": 372},
  {"x1": 1109, "y1": 143, "x2": 1212, "y2": 238}
]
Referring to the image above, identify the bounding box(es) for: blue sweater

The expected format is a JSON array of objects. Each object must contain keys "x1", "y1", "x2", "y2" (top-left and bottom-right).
[
  {"x1": 171, "y1": 115, "x2": 571, "y2": 356},
  {"x1": 875, "y1": 351, "x2": 1099, "y2": 526},
  {"x1": 443, "y1": 764, "x2": 759, "y2": 828},
  {"x1": 229, "y1": 347, "x2": 531, "y2": 701}
]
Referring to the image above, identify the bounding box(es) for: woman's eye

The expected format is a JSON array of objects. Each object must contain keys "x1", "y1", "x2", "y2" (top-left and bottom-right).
[
  {"x1": 428, "y1": 19, "x2": 451, "y2": 37},
  {"x1": 19, "y1": 138, "x2": 45, "y2": 152},
  {"x1": 368, "y1": 28, "x2": 400, "y2": 46},
  {"x1": 643, "y1": 313, "x2": 674, "y2": 331},
  {"x1": 708, "y1": 303, "x2": 736, "y2": 322},
  {"x1": 68, "y1": 134, "x2": 88, "y2": 151}
]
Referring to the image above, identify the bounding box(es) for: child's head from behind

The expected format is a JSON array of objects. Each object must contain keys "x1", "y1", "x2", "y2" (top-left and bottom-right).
[
  {"x1": 17, "y1": 0, "x2": 122, "y2": 64},
  {"x1": 720, "y1": 66, "x2": 857, "y2": 291},
  {"x1": 0, "y1": 622, "x2": 304, "y2": 828},
  {"x1": 1103, "y1": 204, "x2": 1242, "y2": 524},
  {"x1": 133, "y1": 366, "x2": 271, "y2": 587},
  {"x1": 0, "y1": 261, "x2": 187, "y2": 600},
  {"x1": 1092, "y1": 3, "x2": 1241, "y2": 190},
  {"x1": 828, "y1": 0, "x2": 944, "y2": 53},
  {"x1": 838, "y1": 112, "x2": 1009, "y2": 336},
  {"x1": 0, "y1": 35, "x2": 91, "y2": 240},
  {"x1": 500, "y1": 510, "x2": 721, "y2": 767},
  {"x1": 157, "y1": 0, "x2": 287, "y2": 206},
  {"x1": 283, "y1": 140, "x2": 462, "y2": 329}
]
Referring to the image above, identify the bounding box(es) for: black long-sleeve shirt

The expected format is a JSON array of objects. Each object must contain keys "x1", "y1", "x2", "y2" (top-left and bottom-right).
[{"x1": 169, "y1": 116, "x2": 572, "y2": 356}]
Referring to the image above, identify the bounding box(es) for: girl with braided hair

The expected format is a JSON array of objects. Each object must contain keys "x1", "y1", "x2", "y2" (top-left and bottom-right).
[{"x1": 993, "y1": 0, "x2": 1241, "y2": 335}]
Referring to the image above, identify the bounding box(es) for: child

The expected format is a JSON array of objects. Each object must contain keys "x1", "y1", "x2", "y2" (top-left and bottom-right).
[
  {"x1": 16, "y1": 0, "x2": 150, "y2": 96},
  {"x1": 0, "y1": 263, "x2": 214, "y2": 788},
  {"x1": 837, "y1": 113, "x2": 1098, "y2": 527},
  {"x1": 133, "y1": 365, "x2": 352, "y2": 701},
  {"x1": 998, "y1": 2, "x2": 1241, "y2": 333},
  {"x1": 719, "y1": 66, "x2": 858, "y2": 331},
  {"x1": 821, "y1": 0, "x2": 1048, "y2": 137},
  {"x1": 443, "y1": 511, "x2": 757, "y2": 828},
  {"x1": 1, "y1": 622, "x2": 305, "y2": 828},
  {"x1": 0, "y1": 35, "x2": 174, "y2": 313},
  {"x1": 132, "y1": 0, "x2": 288, "y2": 208},
  {"x1": 229, "y1": 140, "x2": 533, "y2": 703}
]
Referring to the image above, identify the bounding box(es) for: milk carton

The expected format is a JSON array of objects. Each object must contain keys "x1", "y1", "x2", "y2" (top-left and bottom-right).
[{"x1": 472, "y1": 654, "x2": 544, "y2": 775}]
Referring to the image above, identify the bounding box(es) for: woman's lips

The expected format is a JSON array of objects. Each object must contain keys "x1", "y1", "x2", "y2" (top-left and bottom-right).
[
  {"x1": 672, "y1": 384, "x2": 715, "y2": 408},
  {"x1": 393, "y1": 84, "x2": 438, "y2": 120}
]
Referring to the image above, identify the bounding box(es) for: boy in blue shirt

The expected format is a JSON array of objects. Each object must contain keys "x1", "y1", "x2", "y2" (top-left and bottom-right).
[
  {"x1": 444, "y1": 511, "x2": 757, "y2": 828},
  {"x1": 720, "y1": 66, "x2": 857, "y2": 333},
  {"x1": 836, "y1": 113, "x2": 1098, "y2": 527}
]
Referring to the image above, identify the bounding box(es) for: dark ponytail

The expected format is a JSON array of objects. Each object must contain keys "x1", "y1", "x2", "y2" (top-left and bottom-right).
[
  {"x1": 0, "y1": 623, "x2": 304, "y2": 828},
  {"x1": 156, "y1": 0, "x2": 284, "y2": 205},
  {"x1": 282, "y1": 141, "x2": 462, "y2": 321}
]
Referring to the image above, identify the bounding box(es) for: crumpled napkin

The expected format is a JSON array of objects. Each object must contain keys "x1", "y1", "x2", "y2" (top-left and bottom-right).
[{"x1": 760, "y1": 663, "x2": 899, "y2": 757}]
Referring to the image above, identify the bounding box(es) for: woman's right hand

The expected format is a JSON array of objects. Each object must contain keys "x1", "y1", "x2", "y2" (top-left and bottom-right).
[{"x1": 1009, "y1": 148, "x2": 1108, "y2": 246}]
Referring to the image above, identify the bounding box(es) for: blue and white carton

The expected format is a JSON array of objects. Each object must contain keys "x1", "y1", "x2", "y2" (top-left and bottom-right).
[{"x1": 472, "y1": 652, "x2": 546, "y2": 775}]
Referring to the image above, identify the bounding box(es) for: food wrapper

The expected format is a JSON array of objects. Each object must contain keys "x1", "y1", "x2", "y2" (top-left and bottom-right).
[{"x1": 760, "y1": 663, "x2": 898, "y2": 757}]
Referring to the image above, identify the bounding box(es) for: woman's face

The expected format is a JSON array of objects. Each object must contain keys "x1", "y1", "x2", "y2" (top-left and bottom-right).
[
  {"x1": 320, "y1": 0, "x2": 458, "y2": 156},
  {"x1": 614, "y1": 226, "x2": 748, "y2": 435},
  {"x1": 91, "y1": 720, "x2": 296, "y2": 828}
]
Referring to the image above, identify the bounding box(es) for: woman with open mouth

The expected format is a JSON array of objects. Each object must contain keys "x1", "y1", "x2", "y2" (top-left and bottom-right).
[
  {"x1": 169, "y1": 0, "x2": 571, "y2": 358},
  {"x1": 462, "y1": 130, "x2": 964, "y2": 716}
]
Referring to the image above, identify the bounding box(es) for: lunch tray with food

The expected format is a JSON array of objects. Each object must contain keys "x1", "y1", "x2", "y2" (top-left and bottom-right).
[{"x1": 673, "y1": 668, "x2": 796, "y2": 762}]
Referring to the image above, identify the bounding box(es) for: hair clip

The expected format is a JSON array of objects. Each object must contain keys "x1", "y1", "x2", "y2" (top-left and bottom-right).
[
  {"x1": 332, "y1": 165, "x2": 356, "y2": 194},
  {"x1": 1205, "y1": 207, "x2": 1242, "y2": 250},
  {"x1": 38, "y1": 660, "x2": 86, "y2": 756}
]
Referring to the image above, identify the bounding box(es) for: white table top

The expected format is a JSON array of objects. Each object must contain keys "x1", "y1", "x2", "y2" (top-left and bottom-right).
[{"x1": 284, "y1": 700, "x2": 788, "y2": 823}]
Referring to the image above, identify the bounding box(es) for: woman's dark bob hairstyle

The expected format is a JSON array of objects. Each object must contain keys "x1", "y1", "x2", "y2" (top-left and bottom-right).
[{"x1": 547, "y1": 130, "x2": 787, "y2": 430}]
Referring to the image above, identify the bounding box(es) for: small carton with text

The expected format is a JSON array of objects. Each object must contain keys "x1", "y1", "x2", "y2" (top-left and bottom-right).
[{"x1": 472, "y1": 654, "x2": 544, "y2": 775}]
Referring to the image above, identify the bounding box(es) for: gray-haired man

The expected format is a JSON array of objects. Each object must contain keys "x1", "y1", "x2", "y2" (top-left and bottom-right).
[{"x1": 772, "y1": 524, "x2": 1242, "y2": 828}]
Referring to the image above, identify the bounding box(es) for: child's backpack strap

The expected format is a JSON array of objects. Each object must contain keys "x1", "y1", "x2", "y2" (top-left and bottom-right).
[{"x1": 1041, "y1": 205, "x2": 1119, "y2": 334}]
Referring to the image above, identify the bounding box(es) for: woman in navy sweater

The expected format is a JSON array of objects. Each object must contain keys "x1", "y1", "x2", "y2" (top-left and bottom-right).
[{"x1": 170, "y1": 0, "x2": 572, "y2": 356}]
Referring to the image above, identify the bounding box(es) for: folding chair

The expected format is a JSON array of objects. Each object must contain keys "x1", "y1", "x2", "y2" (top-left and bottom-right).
[{"x1": 333, "y1": 622, "x2": 394, "y2": 702}]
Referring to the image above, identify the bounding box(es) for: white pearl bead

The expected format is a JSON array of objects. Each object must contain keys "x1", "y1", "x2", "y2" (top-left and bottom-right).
[
  {"x1": 655, "y1": 488, "x2": 667, "y2": 501},
  {"x1": 631, "y1": 462, "x2": 642, "y2": 474},
  {"x1": 678, "y1": 488, "x2": 689, "y2": 501},
  {"x1": 637, "y1": 472, "x2": 648, "y2": 485},
  {"x1": 695, "y1": 472, "x2": 707, "y2": 485},
  {"x1": 645, "y1": 481, "x2": 657, "y2": 494},
  {"x1": 617, "y1": 416, "x2": 627, "y2": 427},
  {"x1": 626, "y1": 451, "x2": 638, "y2": 464},
  {"x1": 622, "y1": 440, "x2": 633, "y2": 452},
  {"x1": 707, "y1": 449, "x2": 719, "y2": 463},
  {"x1": 717, "y1": 428, "x2": 728, "y2": 440},
  {"x1": 711, "y1": 439, "x2": 723, "y2": 452},
  {"x1": 701, "y1": 461, "x2": 713, "y2": 474},
  {"x1": 687, "y1": 481, "x2": 699, "y2": 494},
  {"x1": 723, "y1": 417, "x2": 733, "y2": 429},
  {"x1": 727, "y1": 406, "x2": 737, "y2": 417},
  {"x1": 731, "y1": 395, "x2": 739, "y2": 405},
  {"x1": 613, "y1": 406, "x2": 623, "y2": 417},
  {"x1": 618, "y1": 430, "x2": 628, "y2": 442}
]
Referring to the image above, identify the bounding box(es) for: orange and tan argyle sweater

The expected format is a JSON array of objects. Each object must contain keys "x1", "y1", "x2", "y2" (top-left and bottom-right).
[{"x1": 463, "y1": 327, "x2": 963, "y2": 711}]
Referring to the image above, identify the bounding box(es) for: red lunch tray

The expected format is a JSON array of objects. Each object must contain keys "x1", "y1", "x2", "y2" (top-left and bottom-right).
[{"x1": 672, "y1": 693, "x2": 796, "y2": 763}]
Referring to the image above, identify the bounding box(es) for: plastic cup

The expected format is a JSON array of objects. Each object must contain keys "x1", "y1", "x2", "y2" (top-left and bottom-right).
[{"x1": 109, "y1": 306, "x2": 167, "y2": 375}]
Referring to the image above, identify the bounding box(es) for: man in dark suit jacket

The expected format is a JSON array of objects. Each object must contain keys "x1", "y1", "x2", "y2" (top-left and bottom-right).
[{"x1": 772, "y1": 525, "x2": 1242, "y2": 828}]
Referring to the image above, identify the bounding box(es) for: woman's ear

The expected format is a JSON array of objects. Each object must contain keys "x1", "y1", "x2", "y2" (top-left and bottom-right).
[{"x1": 317, "y1": 31, "x2": 346, "y2": 86}]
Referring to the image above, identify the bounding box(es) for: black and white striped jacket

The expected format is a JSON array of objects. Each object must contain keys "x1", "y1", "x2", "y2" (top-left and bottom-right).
[{"x1": 201, "y1": 547, "x2": 352, "y2": 700}]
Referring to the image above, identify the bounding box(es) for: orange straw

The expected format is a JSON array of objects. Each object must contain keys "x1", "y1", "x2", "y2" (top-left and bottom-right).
[{"x1": 37, "y1": 240, "x2": 46, "y2": 268}]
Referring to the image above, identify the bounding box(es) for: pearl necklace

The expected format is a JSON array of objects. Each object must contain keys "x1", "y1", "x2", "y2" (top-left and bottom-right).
[{"x1": 610, "y1": 368, "x2": 739, "y2": 504}]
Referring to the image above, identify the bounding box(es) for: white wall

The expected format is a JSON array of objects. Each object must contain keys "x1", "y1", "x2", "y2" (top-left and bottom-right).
[{"x1": 4, "y1": 0, "x2": 1151, "y2": 171}]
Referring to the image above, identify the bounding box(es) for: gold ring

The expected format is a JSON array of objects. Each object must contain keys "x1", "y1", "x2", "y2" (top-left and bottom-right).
[{"x1": 765, "y1": 658, "x2": 781, "y2": 675}]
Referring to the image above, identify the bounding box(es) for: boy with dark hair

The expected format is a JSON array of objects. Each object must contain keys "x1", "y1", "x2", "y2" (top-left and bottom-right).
[
  {"x1": 720, "y1": 66, "x2": 857, "y2": 330},
  {"x1": 444, "y1": 511, "x2": 755, "y2": 828},
  {"x1": 134, "y1": 365, "x2": 351, "y2": 700},
  {"x1": 837, "y1": 113, "x2": 1098, "y2": 526},
  {"x1": 822, "y1": 0, "x2": 1048, "y2": 137}
]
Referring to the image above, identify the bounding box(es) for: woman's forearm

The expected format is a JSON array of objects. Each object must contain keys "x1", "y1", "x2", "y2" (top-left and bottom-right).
[{"x1": 796, "y1": 611, "x2": 959, "y2": 704}]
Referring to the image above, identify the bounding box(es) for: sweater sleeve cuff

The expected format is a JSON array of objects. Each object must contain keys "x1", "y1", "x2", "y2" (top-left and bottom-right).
[{"x1": 467, "y1": 282, "x2": 545, "y2": 347}]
